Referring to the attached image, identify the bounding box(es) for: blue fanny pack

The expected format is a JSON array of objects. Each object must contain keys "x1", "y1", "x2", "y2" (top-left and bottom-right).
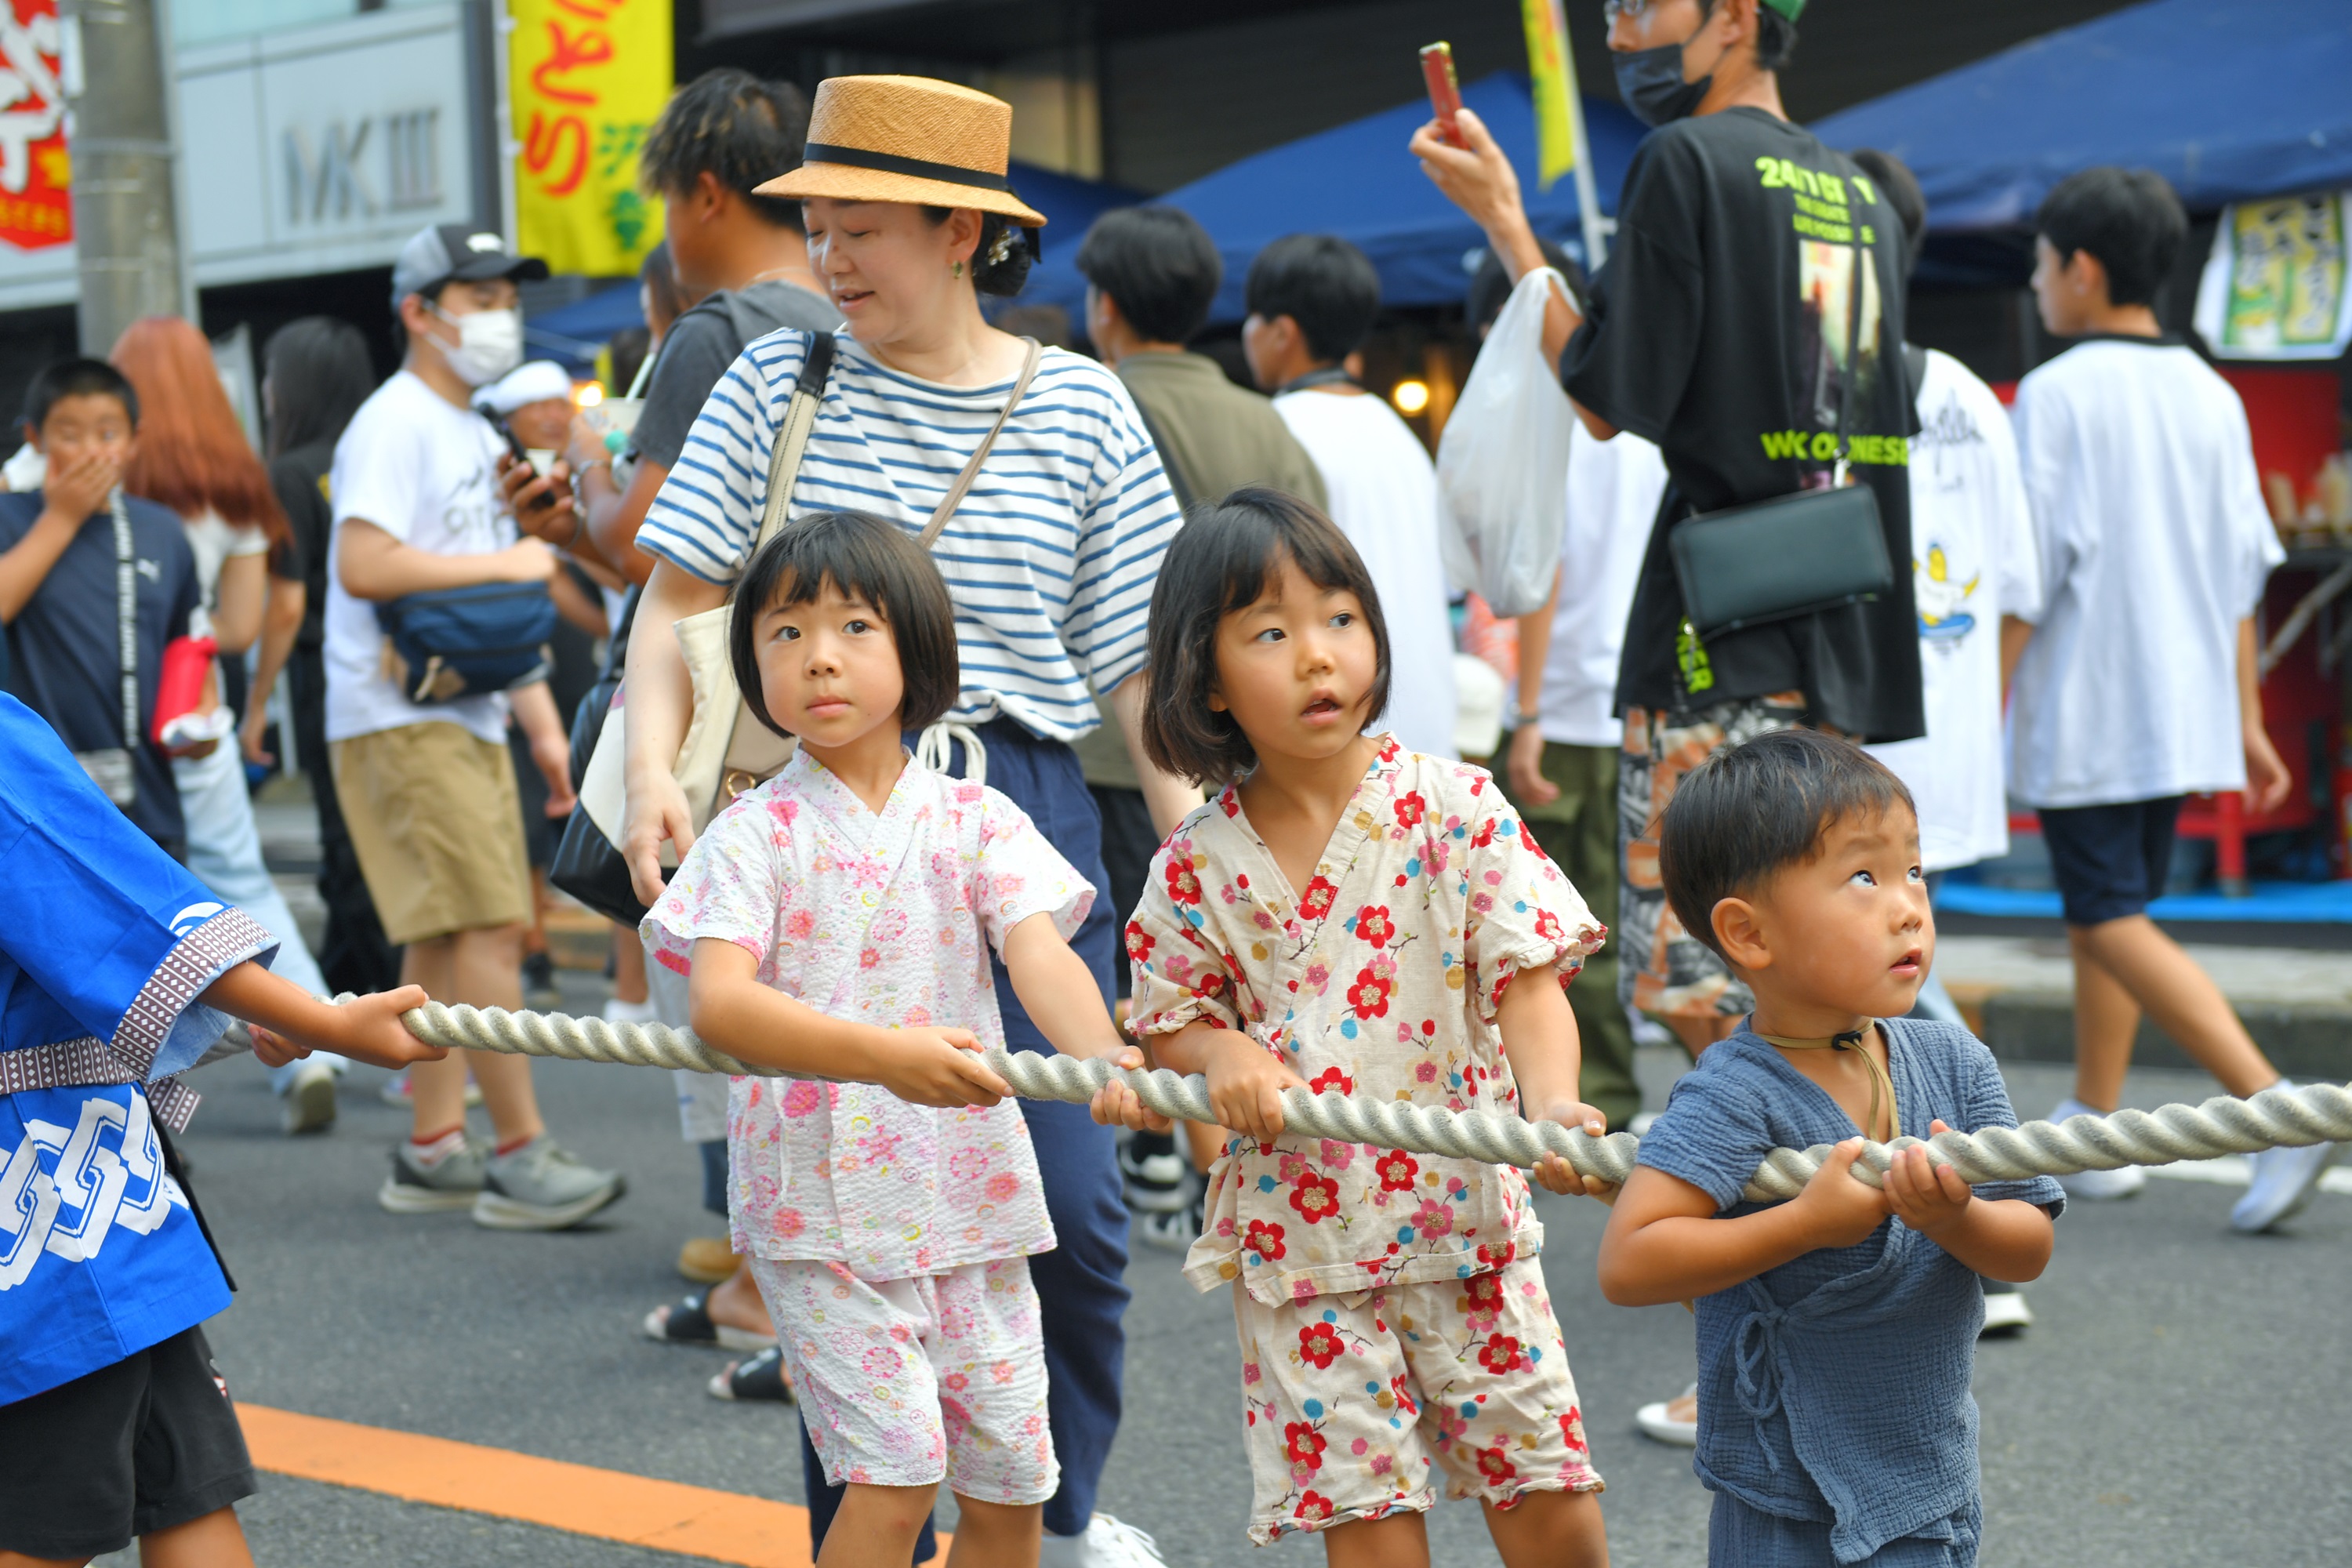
[{"x1": 376, "y1": 582, "x2": 557, "y2": 704}]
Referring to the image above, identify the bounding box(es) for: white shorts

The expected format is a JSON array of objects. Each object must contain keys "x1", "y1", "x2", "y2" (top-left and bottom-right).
[{"x1": 748, "y1": 1254, "x2": 1058, "y2": 1504}]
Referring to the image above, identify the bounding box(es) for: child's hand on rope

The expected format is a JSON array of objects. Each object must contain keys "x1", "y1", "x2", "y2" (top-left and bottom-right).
[
  {"x1": 1790, "y1": 1137, "x2": 1893, "y2": 1248},
  {"x1": 1200, "y1": 1031, "x2": 1308, "y2": 1145},
  {"x1": 1882, "y1": 1119, "x2": 1974, "y2": 1237},
  {"x1": 1530, "y1": 1095, "x2": 1617, "y2": 1200},
  {"x1": 1086, "y1": 1045, "x2": 1173, "y2": 1133},
  {"x1": 870, "y1": 1025, "x2": 1014, "y2": 1109}
]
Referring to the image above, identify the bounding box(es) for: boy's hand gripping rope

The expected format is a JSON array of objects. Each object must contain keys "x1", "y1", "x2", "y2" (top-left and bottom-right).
[{"x1": 387, "y1": 1003, "x2": 2352, "y2": 1205}]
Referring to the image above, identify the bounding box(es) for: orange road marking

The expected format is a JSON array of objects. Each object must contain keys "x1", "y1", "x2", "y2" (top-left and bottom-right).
[{"x1": 238, "y1": 1403, "x2": 919, "y2": 1566}]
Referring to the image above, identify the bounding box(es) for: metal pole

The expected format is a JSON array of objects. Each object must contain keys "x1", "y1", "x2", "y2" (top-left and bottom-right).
[
  {"x1": 1563, "y1": 50, "x2": 1609, "y2": 271},
  {"x1": 63, "y1": 0, "x2": 187, "y2": 353}
]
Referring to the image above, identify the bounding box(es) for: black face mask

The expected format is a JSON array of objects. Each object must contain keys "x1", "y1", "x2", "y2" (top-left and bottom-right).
[{"x1": 1613, "y1": 42, "x2": 1710, "y2": 128}]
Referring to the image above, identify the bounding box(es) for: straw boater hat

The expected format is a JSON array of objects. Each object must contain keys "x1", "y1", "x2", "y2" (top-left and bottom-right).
[{"x1": 757, "y1": 76, "x2": 1046, "y2": 227}]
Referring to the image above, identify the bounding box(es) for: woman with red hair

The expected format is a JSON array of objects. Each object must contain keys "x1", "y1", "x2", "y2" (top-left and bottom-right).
[{"x1": 113, "y1": 315, "x2": 343, "y2": 1132}]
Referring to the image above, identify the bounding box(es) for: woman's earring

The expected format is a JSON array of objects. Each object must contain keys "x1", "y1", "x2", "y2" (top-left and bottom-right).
[{"x1": 952, "y1": 259, "x2": 964, "y2": 279}]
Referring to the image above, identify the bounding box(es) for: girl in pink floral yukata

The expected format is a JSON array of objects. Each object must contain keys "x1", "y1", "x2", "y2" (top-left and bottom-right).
[
  {"x1": 1127, "y1": 489, "x2": 1617, "y2": 1565},
  {"x1": 643, "y1": 511, "x2": 1164, "y2": 1568}
]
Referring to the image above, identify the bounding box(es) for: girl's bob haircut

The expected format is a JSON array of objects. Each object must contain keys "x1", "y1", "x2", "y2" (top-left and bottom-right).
[
  {"x1": 1140, "y1": 485, "x2": 1391, "y2": 787},
  {"x1": 728, "y1": 510, "x2": 961, "y2": 741}
]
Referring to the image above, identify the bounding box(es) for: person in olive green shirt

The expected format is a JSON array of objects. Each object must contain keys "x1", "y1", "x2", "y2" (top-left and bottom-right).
[
  {"x1": 1075, "y1": 204, "x2": 1328, "y2": 926},
  {"x1": 1076, "y1": 205, "x2": 1327, "y2": 1247}
]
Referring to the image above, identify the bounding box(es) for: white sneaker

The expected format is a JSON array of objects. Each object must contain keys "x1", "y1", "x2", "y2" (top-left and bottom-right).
[
  {"x1": 281, "y1": 1058, "x2": 339, "y2": 1135},
  {"x1": 2049, "y1": 1098, "x2": 2147, "y2": 1200},
  {"x1": 1980, "y1": 1289, "x2": 2032, "y2": 1337},
  {"x1": 602, "y1": 995, "x2": 657, "y2": 1025},
  {"x1": 1635, "y1": 1383, "x2": 1698, "y2": 1447},
  {"x1": 2231, "y1": 1105, "x2": 2339, "y2": 1233},
  {"x1": 1038, "y1": 1515, "x2": 1165, "y2": 1568}
]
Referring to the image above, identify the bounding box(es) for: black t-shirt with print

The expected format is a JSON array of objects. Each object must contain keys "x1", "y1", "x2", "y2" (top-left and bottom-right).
[{"x1": 1563, "y1": 107, "x2": 1924, "y2": 742}]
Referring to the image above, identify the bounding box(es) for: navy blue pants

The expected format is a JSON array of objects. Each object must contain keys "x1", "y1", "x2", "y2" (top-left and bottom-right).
[{"x1": 802, "y1": 719, "x2": 1130, "y2": 1554}]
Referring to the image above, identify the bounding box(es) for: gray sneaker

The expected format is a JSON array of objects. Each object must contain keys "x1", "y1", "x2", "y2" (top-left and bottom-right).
[
  {"x1": 281, "y1": 1058, "x2": 339, "y2": 1136},
  {"x1": 474, "y1": 1137, "x2": 626, "y2": 1231},
  {"x1": 379, "y1": 1136, "x2": 487, "y2": 1214}
]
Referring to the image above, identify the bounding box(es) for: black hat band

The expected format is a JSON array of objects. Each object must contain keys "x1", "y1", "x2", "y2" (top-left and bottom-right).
[{"x1": 802, "y1": 141, "x2": 1011, "y2": 192}]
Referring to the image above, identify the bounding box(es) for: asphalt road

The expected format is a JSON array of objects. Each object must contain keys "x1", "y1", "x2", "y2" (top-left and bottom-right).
[{"x1": 107, "y1": 971, "x2": 2352, "y2": 1567}]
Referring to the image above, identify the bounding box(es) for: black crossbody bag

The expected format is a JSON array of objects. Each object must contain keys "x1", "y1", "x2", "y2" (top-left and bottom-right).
[{"x1": 1668, "y1": 231, "x2": 1893, "y2": 641}]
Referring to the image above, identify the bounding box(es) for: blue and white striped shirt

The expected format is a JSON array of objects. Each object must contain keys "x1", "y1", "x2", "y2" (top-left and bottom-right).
[{"x1": 638, "y1": 329, "x2": 1183, "y2": 744}]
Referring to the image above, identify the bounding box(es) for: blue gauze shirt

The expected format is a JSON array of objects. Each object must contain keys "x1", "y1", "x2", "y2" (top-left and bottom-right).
[{"x1": 1636, "y1": 1018, "x2": 2065, "y2": 1563}]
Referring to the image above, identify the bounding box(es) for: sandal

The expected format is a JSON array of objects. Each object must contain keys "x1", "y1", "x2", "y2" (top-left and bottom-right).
[
  {"x1": 708, "y1": 1345, "x2": 795, "y2": 1403},
  {"x1": 641, "y1": 1290, "x2": 776, "y2": 1352}
]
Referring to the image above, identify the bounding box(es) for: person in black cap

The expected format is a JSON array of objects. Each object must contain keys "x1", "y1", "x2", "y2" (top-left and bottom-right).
[{"x1": 323, "y1": 221, "x2": 628, "y2": 1230}]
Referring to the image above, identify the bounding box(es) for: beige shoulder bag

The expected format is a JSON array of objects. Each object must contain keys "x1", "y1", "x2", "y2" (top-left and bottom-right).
[{"x1": 580, "y1": 335, "x2": 1043, "y2": 861}]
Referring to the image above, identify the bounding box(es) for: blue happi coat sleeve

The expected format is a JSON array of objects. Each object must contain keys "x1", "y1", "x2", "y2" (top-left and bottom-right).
[{"x1": 0, "y1": 695, "x2": 278, "y2": 1079}]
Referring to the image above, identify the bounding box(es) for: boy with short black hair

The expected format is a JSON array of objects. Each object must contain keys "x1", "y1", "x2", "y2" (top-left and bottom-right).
[
  {"x1": 2006, "y1": 165, "x2": 2333, "y2": 1233},
  {"x1": 0, "y1": 358, "x2": 203, "y2": 852},
  {"x1": 1599, "y1": 727, "x2": 2062, "y2": 1566},
  {"x1": 1242, "y1": 233, "x2": 1457, "y2": 760}
]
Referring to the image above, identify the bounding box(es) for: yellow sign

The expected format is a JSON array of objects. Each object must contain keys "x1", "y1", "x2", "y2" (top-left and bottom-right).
[
  {"x1": 510, "y1": 0, "x2": 670, "y2": 275},
  {"x1": 2194, "y1": 192, "x2": 2352, "y2": 361},
  {"x1": 1520, "y1": 0, "x2": 1577, "y2": 191}
]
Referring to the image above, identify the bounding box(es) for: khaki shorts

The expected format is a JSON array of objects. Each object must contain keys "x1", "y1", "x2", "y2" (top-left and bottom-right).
[{"x1": 332, "y1": 721, "x2": 531, "y2": 946}]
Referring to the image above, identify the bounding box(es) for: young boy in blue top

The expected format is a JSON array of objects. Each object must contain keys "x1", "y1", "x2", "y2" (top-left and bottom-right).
[
  {"x1": 0, "y1": 691, "x2": 441, "y2": 1563},
  {"x1": 1599, "y1": 729, "x2": 2063, "y2": 1566}
]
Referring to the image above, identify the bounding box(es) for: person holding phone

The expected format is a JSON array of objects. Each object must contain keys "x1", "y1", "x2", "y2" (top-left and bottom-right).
[{"x1": 1412, "y1": 0, "x2": 1924, "y2": 1446}]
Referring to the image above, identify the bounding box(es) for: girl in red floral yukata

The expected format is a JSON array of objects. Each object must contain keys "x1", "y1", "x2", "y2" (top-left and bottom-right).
[{"x1": 1127, "y1": 488, "x2": 1615, "y2": 1564}]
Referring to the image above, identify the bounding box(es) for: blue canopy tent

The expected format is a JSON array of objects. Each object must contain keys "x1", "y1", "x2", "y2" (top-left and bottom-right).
[
  {"x1": 1812, "y1": 0, "x2": 2352, "y2": 232},
  {"x1": 524, "y1": 159, "x2": 1147, "y2": 372},
  {"x1": 1013, "y1": 74, "x2": 1645, "y2": 327}
]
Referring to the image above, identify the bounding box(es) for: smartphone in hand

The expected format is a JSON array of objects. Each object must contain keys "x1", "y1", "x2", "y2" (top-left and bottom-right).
[{"x1": 1421, "y1": 42, "x2": 1464, "y2": 148}]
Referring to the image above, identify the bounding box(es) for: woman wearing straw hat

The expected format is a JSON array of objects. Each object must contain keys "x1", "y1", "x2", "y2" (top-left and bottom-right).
[{"x1": 622, "y1": 75, "x2": 1190, "y2": 1568}]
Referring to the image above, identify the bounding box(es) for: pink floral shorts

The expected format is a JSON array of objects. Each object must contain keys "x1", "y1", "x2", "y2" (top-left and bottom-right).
[
  {"x1": 1231, "y1": 1254, "x2": 1602, "y2": 1544},
  {"x1": 748, "y1": 1255, "x2": 1057, "y2": 1504}
]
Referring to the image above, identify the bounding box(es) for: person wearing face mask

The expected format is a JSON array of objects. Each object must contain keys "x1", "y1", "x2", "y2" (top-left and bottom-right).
[
  {"x1": 1414, "y1": 0, "x2": 1924, "y2": 1448},
  {"x1": 323, "y1": 223, "x2": 626, "y2": 1231}
]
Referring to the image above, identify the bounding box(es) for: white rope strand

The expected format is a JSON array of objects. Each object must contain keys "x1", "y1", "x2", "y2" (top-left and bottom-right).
[{"x1": 392, "y1": 1002, "x2": 2352, "y2": 1206}]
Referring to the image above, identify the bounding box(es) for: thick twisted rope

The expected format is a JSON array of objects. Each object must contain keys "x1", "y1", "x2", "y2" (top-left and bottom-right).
[{"x1": 398, "y1": 1003, "x2": 2350, "y2": 1206}]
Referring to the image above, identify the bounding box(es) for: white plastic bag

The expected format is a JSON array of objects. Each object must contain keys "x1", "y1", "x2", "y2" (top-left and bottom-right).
[{"x1": 1436, "y1": 268, "x2": 1576, "y2": 617}]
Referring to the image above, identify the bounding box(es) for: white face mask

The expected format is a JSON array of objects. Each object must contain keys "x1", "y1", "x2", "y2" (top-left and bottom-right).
[{"x1": 429, "y1": 303, "x2": 524, "y2": 386}]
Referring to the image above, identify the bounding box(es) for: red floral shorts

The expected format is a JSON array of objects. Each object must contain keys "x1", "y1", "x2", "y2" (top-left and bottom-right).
[{"x1": 1229, "y1": 1255, "x2": 1602, "y2": 1544}]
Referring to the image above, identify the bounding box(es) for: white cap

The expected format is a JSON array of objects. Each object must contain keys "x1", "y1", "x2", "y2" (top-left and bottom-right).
[{"x1": 474, "y1": 360, "x2": 575, "y2": 417}]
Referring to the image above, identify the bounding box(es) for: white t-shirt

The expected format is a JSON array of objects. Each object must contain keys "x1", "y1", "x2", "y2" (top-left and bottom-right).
[
  {"x1": 2005, "y1": 339, "x2": 2282, "y2": 809},
  {"x1": 181, "y1": 508, "x2": 270, "y2": 644},
  {"x1": 1274, "y1": 390, "x2": 1458, "y2": 760},
  {"x1": 323, "y1": 370, "x2": 516, "y2": 744},
  {"x1": 1865, "y1": 350, "x2": 2042, "y2": 872},
  {"x1": 1538, "y1": 426, "x2": 1663, "y2": 747}
]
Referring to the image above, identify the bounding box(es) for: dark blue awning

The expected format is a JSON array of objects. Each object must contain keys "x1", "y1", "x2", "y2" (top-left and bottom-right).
[
  {"x1": 1012, "y1": 73, "x2": 1645, "y2": 326},
  {"x1": 1813, "y1": 0, "x2": 2352, "y2": 232}
]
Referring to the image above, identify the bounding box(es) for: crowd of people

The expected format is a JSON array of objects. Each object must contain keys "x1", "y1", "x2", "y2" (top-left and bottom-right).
[{"x1": 1, "y1": 0, "x2": 2339, "y2": 1563}]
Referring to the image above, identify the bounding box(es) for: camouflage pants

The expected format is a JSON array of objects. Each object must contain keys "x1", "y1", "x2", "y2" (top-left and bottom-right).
[{"x1": 1617, "y1": 693, "x2": 1807, "y2": 1022}]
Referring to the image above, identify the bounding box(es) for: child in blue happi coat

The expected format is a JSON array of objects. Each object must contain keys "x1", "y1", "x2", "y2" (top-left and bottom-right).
[
  {"x1": 1598, "y1": 730, "x2": 2063, "y2": 1566},
  {"x1": 0, "y1": 691, "x2": 443, "y2": 1564}
]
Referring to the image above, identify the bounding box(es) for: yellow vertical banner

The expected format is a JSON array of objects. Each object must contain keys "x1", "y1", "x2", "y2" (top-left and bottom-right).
[
  {"x1": 510, "y1": 0, "x2": 671, "y2": 275},
  {"x1": 1520, "y1": 0, "x2": 1576, "y2": 191}
]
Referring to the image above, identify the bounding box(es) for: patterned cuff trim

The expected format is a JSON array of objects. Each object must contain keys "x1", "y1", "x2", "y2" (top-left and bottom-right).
[{"x1": 111, "y1": 908, "x2": 279, "y2": 1079}]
